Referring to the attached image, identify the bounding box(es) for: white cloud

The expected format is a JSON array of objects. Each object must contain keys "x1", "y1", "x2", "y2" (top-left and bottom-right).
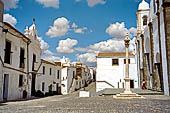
[
  {"x1": 71, "y1": 22, "x2": 88, "y2": 34},
  {"x1": 35, "y1": 0, "x2": 59, "y2": 9},
  {"x1": 72, "y1": 22, "x2": 78, "y2": 28},
  {"x1": 106, "y1": 22, "x2": 137, "y2": 39},
  {"x1": 74, "y1": 27, "x2": 88, "y2": 34},
  {"x1": 88, "y1": 39, "x2": 125, "y2": 53},
  {"x1": 2, "y1": 0, "x2": 19, "y2": 10},
  {"x1": 129, "y1": 27, "x2": 137, "y2": 36},
  {"x1": 41, "y1": 55, "x2": 61, "y2": 62},
  {"x1": 106, "y1": 22, "x2": 129, "y2": 39},
  {"x1": 44, "y1": 50, "x2": 54, "y2": 56},
  {"x1": 76, "y1": 53, "x2": 97, "y2": 66},
  {"x1": 87, "y1": 0, "x2": 106, "y2": 7},
  {"x1": 37, "y1": 37, "x2": 49, "y2": 50},
  {"x1": 46, "y1": 17, "x2": 70, "y2": 38},
  {"x1": 76, "y1": 37, "x2": 136, "y2": 66},
  {"x1": 56, "y1": 38, "x2": 78, "y2": 54},
  {"x1": 3, "y1": 14, "x2": 17, "y2": 27},
  {"x1": 37, "y1": 37, "x2": 61, "y2": 62}
]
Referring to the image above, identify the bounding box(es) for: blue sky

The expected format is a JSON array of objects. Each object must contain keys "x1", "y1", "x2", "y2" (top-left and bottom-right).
[{"x1": 2, "y1": 0, "x2": 150, "y2": 66}]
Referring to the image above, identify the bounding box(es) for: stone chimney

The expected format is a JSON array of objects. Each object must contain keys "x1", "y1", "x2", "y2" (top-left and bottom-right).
[{"x1": 0, "y1": 0, "x2": 4, "y2": 22}]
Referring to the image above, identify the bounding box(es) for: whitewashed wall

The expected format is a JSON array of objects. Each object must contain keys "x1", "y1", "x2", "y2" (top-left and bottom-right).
[
  {"x1": 61, "y1": 67, "x2": 76, "y2": 95},
  {"x1": 160, "y1": 7, "x2": 169, "y2": 96},
  {"x1": 96, "y1": 56, "x2": 138, "y2": 92},
  {"x1": 0, "y1": 24, "x2": 29, "y2": 101},
  {"x1": 36, "y1": 62, "x2": 61, "y2": 94}
]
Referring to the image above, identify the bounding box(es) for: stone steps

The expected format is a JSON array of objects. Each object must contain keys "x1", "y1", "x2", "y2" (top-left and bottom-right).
[{"x1": 113, "y1": 93, "x2": 144, "y2": 99}]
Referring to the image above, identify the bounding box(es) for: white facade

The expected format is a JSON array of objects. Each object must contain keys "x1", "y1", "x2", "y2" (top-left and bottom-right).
[
  {"x1": 136, "y1": 0, "x2": 169, "y2": 95},
  {"x1": 96, "y1": 53, "x2": 138, "y2": 92},
  {"x1": 61, "y1": 67, "x2": 76, "y2": 95},
  {"x1": 36, "y1": 60, "x2": 61, "y2": 94},
  {"x1": 0, "y1": 22, "x2": 31, "y2": 101}
]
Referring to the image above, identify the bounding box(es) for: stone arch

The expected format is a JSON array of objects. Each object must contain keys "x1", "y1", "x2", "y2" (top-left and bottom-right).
[{"x1": 142, "y1": 15, "x2": 148, "y2": 26}]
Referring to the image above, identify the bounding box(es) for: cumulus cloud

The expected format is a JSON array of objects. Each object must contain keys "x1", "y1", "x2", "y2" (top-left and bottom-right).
[
  {"x1": 37, "y1": 37, "x2": 61, "y2": 62},
  {"x1": 76, "y1": 53, "x2": 97, "y2": 66},
  {"x1": 76, "y1": 21, "x2": 137, "y2": 66},
  {"x1": 2, "y1": 0, "x2": 19, "y2": 10},
  {"x1": 37, "y1": 37, "x2": 49, "y2": 50},
  {"x1": 106, "y1": 22, "x2": 129, "y2": 39},
  {"x1": 3, "y1": 14, "x2": 17, "y2": 27},
  {"x1": 71, "y1": 22, "x2": 88, "y2": 34},
  {"x1": 87, "y1": 0, "x2": 106, "y2": 7},
  {"x1": 76, "y1": 38, "x2": 136, "y2": 66},
  {"x1": 76, "y1": 39, "x2": 125, "y2": 54},
  {"x1": 129, "y1": 27, "x2": 137, "y2": 36},
  {"x1": 74, "y1": 27, "x2": 88, "y2": 34},
  {"x1": 72, "y1": 22, "x2": 78, "y2": 28},
  {"x1": 35, "y1": 0, "x2": 59, "y2": 8},
  {"x1": 106, "y1": 22, "x2": 137, "y2": 39},
  {"x1": 44, "y1": 50, "x2": 54, "y2": 56},
  {"x1": 41, "y1": 55, "x2": 61, "y2": 62},
  {"x1": 56, "y1": 38, "x2": 78, "y2": 54},
  {"x1": 46, "y1": 17, "x2": 70, "y2": 38}
]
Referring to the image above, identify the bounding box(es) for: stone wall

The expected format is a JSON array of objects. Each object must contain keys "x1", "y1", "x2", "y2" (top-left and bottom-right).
[
  {"x1": 0, "y1": 0, "x2": 3, "y2": 22},
  {"x1": 163, "y1": 0, "x2": 170, "y2": 94}
]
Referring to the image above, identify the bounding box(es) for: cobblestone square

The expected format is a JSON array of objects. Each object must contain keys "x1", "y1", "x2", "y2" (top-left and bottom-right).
[{"x1": 0, "y1": 94, "x2": 170, "y2": 113}]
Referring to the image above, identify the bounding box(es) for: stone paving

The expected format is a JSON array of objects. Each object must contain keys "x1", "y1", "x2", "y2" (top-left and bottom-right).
[
  {"x1": 0, "y1": 83, "x2": 170, "y2": 113},
  {"x1": 0, "y1": 93, "x2": 170, "y2": 113}
]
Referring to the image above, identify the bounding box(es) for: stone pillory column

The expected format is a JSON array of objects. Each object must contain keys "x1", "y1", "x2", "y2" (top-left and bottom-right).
[
  {"x1": 113, "y1": 33, "x2": 143, "y2": 99},
  {"x1": 124, "y1": 34, "x2": 132, "y2": 94}
]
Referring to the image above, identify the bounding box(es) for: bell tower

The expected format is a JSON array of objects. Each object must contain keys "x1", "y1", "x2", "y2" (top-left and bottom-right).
[
  {"x1": 136, "y1": 0, "x2": 150, "y2": 37},
  {"x1": 24, "y1": 18, "x2": 38, "y2": 40}
]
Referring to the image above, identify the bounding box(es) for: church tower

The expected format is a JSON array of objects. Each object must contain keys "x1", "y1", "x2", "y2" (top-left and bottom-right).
[
  {"x1": 24, "y1": 18, "x2": 38, "y2": 40},
  {"x1": 136, "y1": 0, "x2": 150, "y2": 88},
  {"x1": 0, "y1": 0, "x2": 4, "y2": 22},
  {"x1": 136, "y1": 0, "x2": 150, "y2": 37}
]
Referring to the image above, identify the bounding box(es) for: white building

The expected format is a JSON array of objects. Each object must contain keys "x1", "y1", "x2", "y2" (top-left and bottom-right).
[
  {"x1": 60, "y1": 57, "x2": 92, "y2": 95},
  {"x1": 96, "y1": 52, "x2": 138, "y2": 92},
  {"x1": 36, "y1": 59, "x2": 61, "y2": 95},
  {"x1": 0, "y1": 22, "x2": 31, "y2": 101},
  {"x1": 136, "y1": 0, "x2": 170, "y2": 95},
  {"x1": 61, "y1": 66, "x2": 76, "y2": 95}
]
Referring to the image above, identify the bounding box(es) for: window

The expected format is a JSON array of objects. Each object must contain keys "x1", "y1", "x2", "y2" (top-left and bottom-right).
[
  {"x1": 112, "y1": 59, "x2": 119, "y2": 65},
  {"x1": 143, "y1": 15, "x2": 147, "y2": 26},
  {"x1": 20, "y1": 48, "x2": 25, "y2": 68},
  {"x1": 43, "y1": 66, "x2": 45, "y2": 75},
  {"x1": 4, "y1": 40, "x2": 12, "y2": 64},
  {"x1": 50, "y1": 68, "x2": 52, "y2": 75},
  {"x1": 57, "y1": 70, "x2": 60, "y2": 79},
  {"x1": 19, "y1": 75, "x2": 23, "y2": 87},
  {"x1": 124, "y1": 59, "x2": 130, "y2": 64},
  {"x1": 32, "y1": 54, "x2": 36, "y2": 71},
  {"x1": 42, "y1": 82, "x2": 45, "y2": 91}
]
